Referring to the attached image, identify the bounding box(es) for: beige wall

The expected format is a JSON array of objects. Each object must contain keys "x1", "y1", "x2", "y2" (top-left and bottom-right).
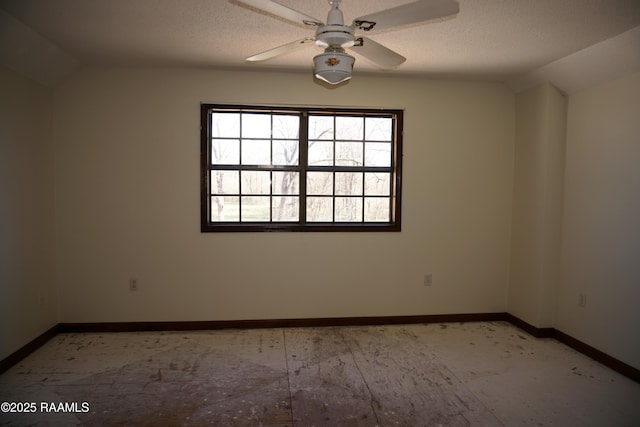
[
  {"x1": 509, "y1": 83, "x2": 567, "y2": 328},
  {"x1": 558, "y1": 72, "x2": 640, "y2": 369},
  {"x1": 51, "y1": 68, "x2": 514, "y2": 323},
  {"x1": 4, "y1": 63, "x2": 639, "y2": 372},
  {"x1": 0, "y1": 67, "x2": 57, "y2": 360}
]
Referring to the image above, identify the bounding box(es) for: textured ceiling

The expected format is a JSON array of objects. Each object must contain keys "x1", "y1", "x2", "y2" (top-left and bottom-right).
[{"x1": 1, "y1": 0, "x2": 640, "y2": 90}]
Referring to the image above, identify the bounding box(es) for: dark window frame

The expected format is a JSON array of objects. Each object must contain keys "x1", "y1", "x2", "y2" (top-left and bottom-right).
[{"x1": 200, "y1": 104, "x2": 403, "y2": 232}]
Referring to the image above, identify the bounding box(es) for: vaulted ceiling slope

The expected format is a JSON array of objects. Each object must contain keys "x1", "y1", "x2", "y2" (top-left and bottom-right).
[{"x1": 1, "y1": 0, "x2": 639, "y2": 92}]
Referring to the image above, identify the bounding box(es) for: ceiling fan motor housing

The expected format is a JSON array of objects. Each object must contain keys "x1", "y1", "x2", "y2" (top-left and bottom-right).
[
  {"x1": 315, "y1": 25, "x2": 355, "y2": 48},
  {"x1": 316, "y1": 0, "x2": 354, "y2": 49}
]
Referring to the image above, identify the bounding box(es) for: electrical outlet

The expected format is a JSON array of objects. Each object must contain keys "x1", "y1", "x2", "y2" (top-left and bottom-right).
[
  {"x1": 578, "y1": 293, "x2": 587, "y2": 308},
  {"x1": 129, "y1": 278, "x2": 139, "y2": 291},
  {"x1": 424, "y1": 274, "x2": 433, "y2": 287}
]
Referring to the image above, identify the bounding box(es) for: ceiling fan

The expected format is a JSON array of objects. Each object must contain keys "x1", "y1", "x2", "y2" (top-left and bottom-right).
[{"x1": 233, "y1": 0, "x2": 460, "y2": 84}]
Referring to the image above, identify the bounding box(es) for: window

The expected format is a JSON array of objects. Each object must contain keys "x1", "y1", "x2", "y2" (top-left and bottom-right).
[{"x1": 201, "y1": 104, "x2": 403, "y2": 232}]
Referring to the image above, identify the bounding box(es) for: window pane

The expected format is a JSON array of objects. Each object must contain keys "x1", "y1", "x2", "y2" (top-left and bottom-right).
[
  {"x1": 364, "y1": 142, "x2": 391, "y2": 167},
  {"x1": 202, "y1": 105, "x2": 402, "y2": 231},
  {"x1": 335, "y1": 172, "x2": 362, "y2": 196},
  {"x1": 309, "y1": 115, "x2": 333, "y2": 140},
  {"x1": 241, "y1": 196, "x2": 270, "y2": 221},
  {"x1": 307, "y1": 172, "x2": 333, "y2": 195},
  {"x1": 308, "y1": 140, "x2": 334, "y2": 166},
  {"x1": 273, "y1": 171, "x2": 299, "y2": 195},
  {"x1": 242, "y1": 139, "x2": 270, "y2": 165},
  {"x1": 365, "y1": 198, "x2": 390, "y2": 222},
  {"x1": 241, "y1": 171, "x2": 270, "y2": 194},
  {"x1": 210, "y1": 170, "x2": 239, "y2": 194},
  {"x1": 211, "y1": 113, "x2": 240, "y2": 138},
  {"x1": 307, "y1": 197, "x2": 332, "y2": 222},
  {"x1": 272, "y1": 196, "x2": 299, "y2": 221},
  {"x1": 211, "y1": 196, "x2": 239, "y2": 222},
  {"x1": 272, "y1": 115, "x2": 299, "y2": 138},
  {"x1": 335, "y1": 197, "x2": 362, "y2": 222},
  {"x1": 364, "y1": 172, "x2": 390, "y2": 196},
  {"x1": 211, "y1": 139, "x2": 239, "y2": 165},
  {"x1": 273, "y1": 140, "x2": 299, "y2": 165},
  {"x1": 336, "y1": 116, "x2": 363, "y2": 140},
  {"x1": 365, "y1": 117, "x2": 392, "y2": 141},
  {"x1": 242, "y1": 113, "x2": 271, "y2": 138},
  {"x1": 336, "y1": 141, "x2": 363, "y2": 166}
]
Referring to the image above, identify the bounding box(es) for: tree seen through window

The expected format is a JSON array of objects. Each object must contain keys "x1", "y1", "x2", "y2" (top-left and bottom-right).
[{"x1": 201, "y1": 105, "x2": 402, "y2": 232}]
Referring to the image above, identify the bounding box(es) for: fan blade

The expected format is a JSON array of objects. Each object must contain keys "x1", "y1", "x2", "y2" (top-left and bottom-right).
[
  {"x1": 233, "y1": 0, "x2": 323, "y2": 27},
  {"x1": 353, "y1": 0, "x2": 459, "y2": 33},
  {"x1": 350, "y1": 37, "x2": 406, "y2": 69},
  {"x1": 246, "y1": 37, "x2": 316, "y2": 62}
]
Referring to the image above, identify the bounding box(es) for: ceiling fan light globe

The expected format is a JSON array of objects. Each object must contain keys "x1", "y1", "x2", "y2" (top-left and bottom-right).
[
  {"x1": 313, "y1": 52, "x2": 354, "y2": 84},
  {"x1": 315, "y1": 71, "x2": 352, "y2": 85}
]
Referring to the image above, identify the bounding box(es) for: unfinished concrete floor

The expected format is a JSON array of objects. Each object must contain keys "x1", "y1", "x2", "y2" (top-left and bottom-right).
[{"x1": 1, "y1": 321, "x2": 639, "y2": 426}]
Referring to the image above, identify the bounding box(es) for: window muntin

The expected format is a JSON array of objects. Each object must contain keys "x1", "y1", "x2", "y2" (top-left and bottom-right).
[{"x1": 201, "y1": 105, "x2": 402, "y2": 232}]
